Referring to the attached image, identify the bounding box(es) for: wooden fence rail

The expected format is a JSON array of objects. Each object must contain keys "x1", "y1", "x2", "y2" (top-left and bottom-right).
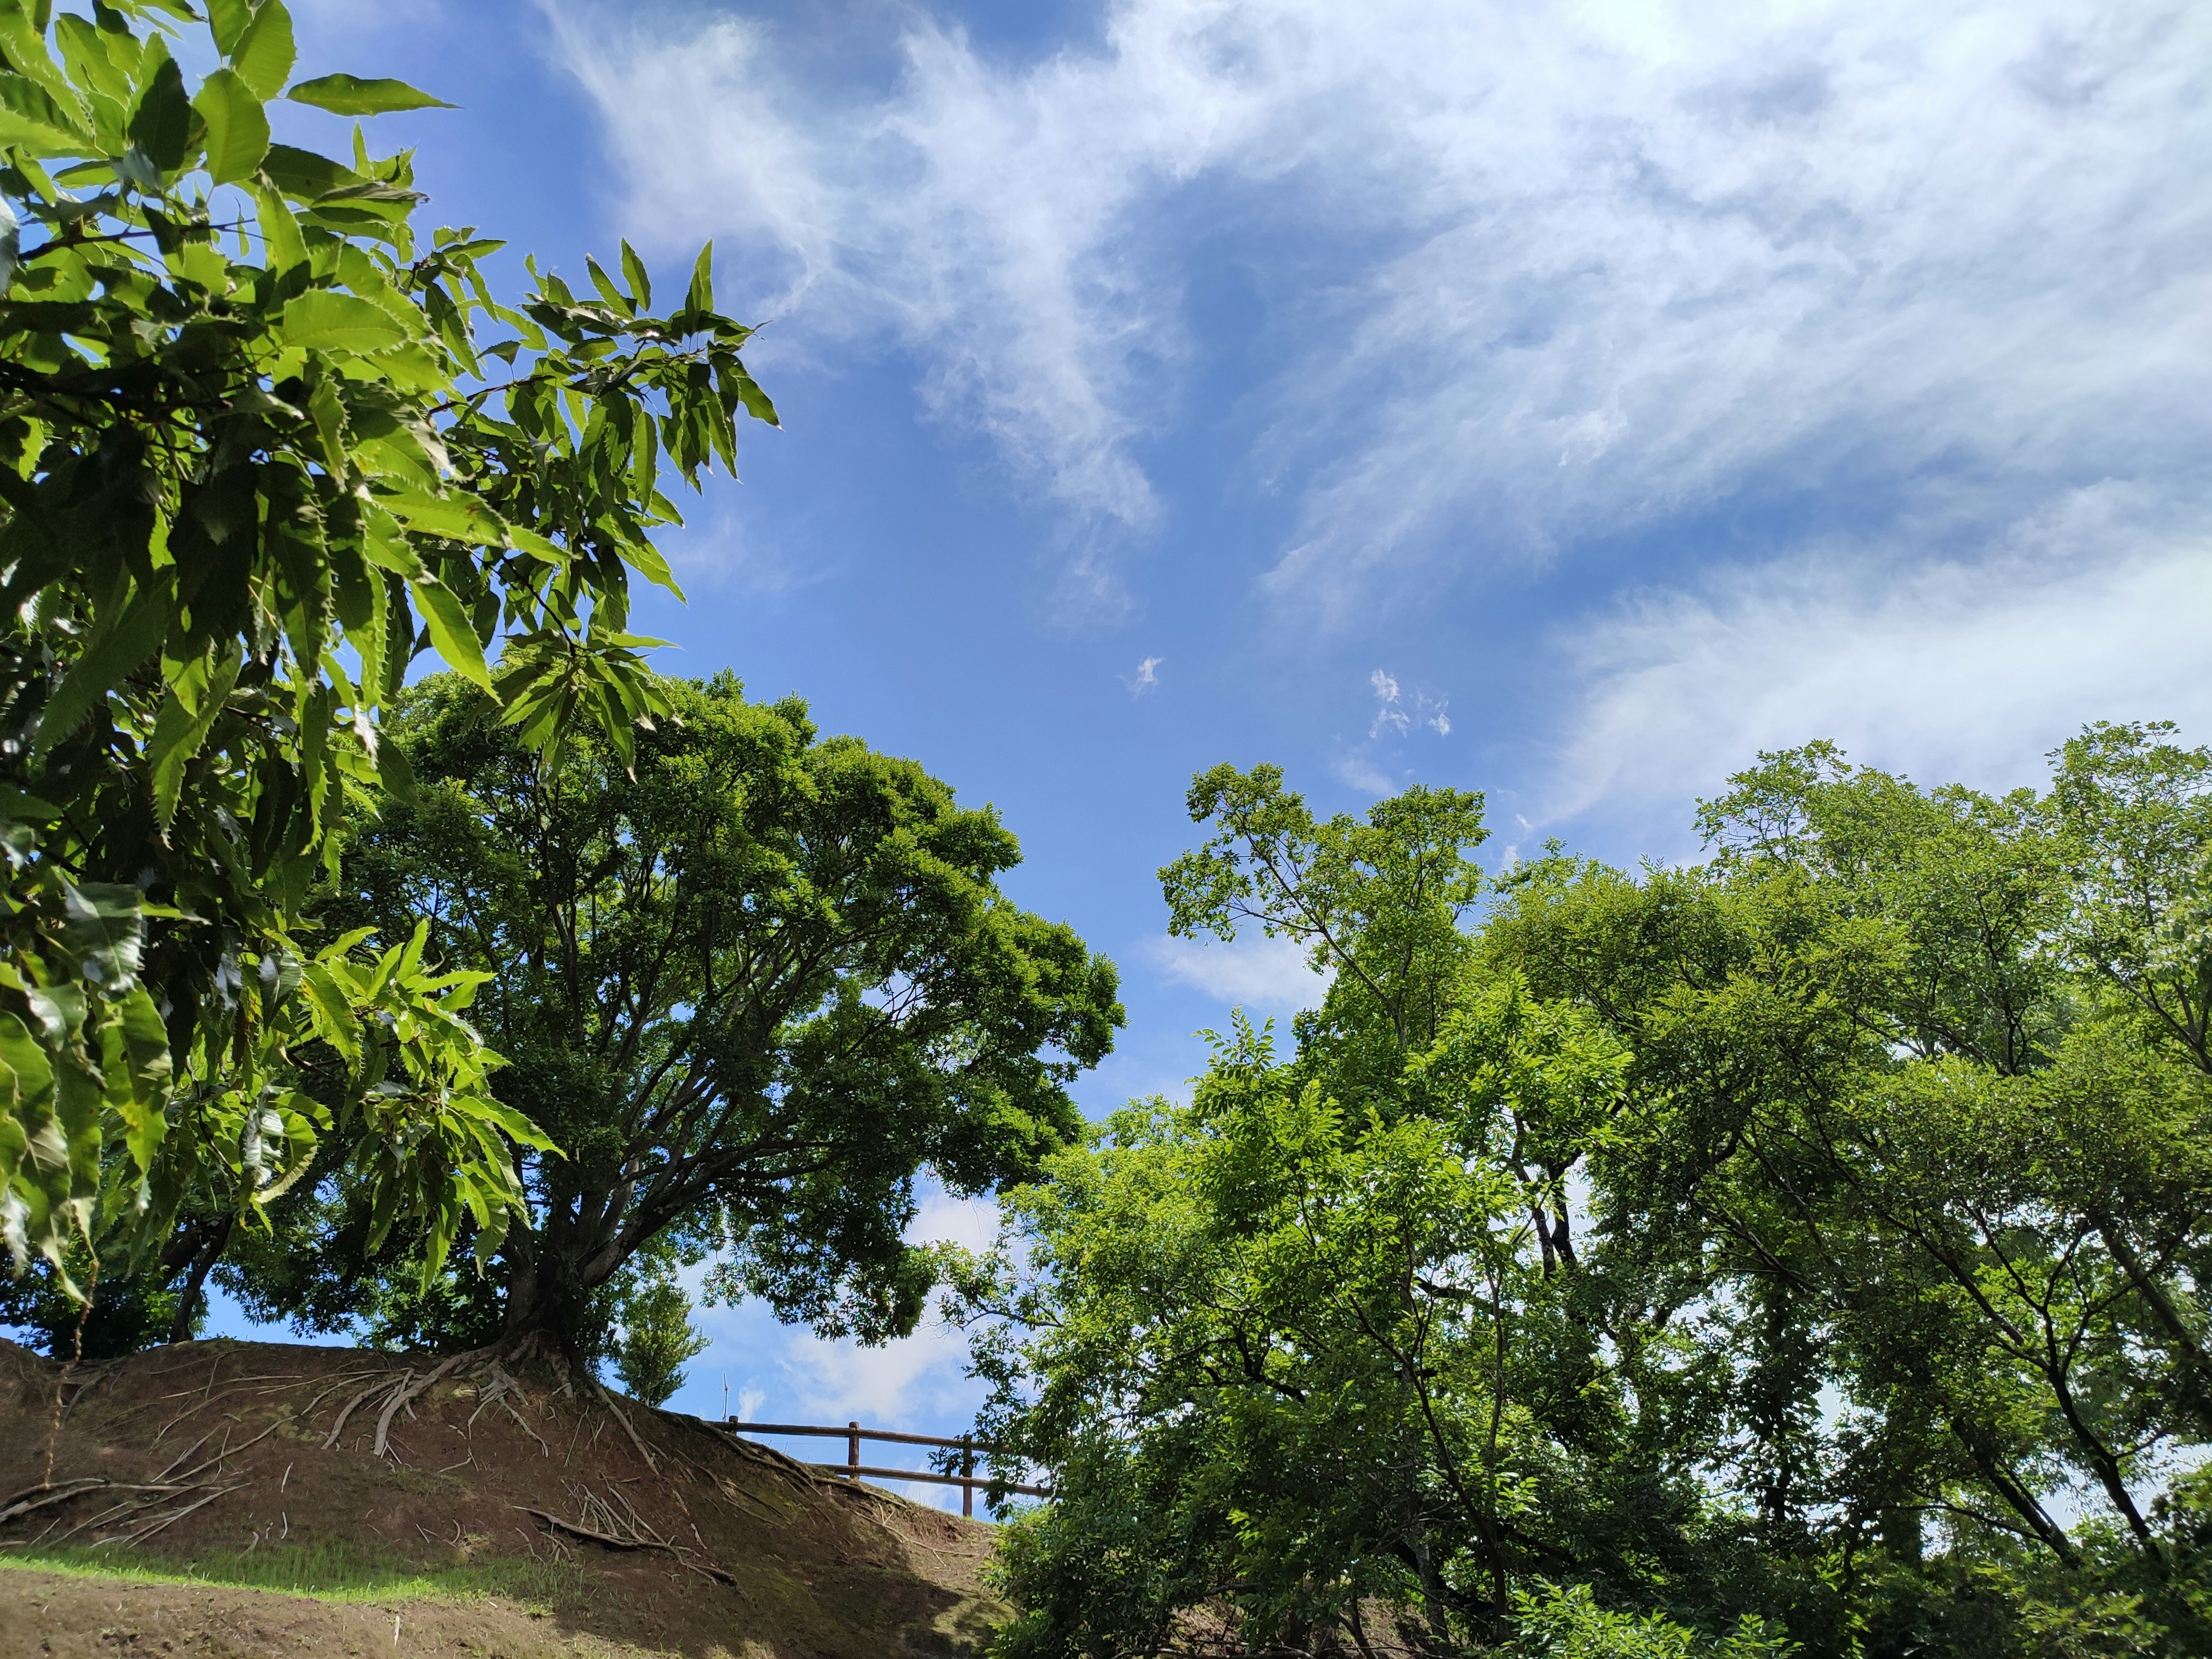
[{"x1": 725, "y1": 1419, "x2": 1050, "y2": 1517}]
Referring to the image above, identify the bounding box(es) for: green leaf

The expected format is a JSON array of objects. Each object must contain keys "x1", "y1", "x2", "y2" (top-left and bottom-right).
[
  {"x1": 259, "y1": 141, "x2": 364, "y2": 202},
  {"x1": 374, "y1": 724, "x2": 419, "y2": 804},
  {"x1": 728, "y1": 365, "x2": 780, "y2": 428},
  {"x1": 125, "y1": 50, "x2": 190, "y2": 172},
  {"x1": 278, "y1": 289, "x2": 408, "y2": 353},
  {"x1": 0, "y1": 1011, "x2": 56, "y2": 1123},
  {"x1": 451, "y1": 1091, "x2": 559, "y2": 1154},
  {"x1": 0, "y1": 18, "x2": 92, "y2": 139},
  {"x1": 620, "y1": 239, "x2": 650, "y2": 310},
  {"x1": 206, "y1": 0, "x2": 253, "y2": 57},
  {"x1": 585, "y1": 254, "x2": 631, "y2": 316},
  {"x1": 380, "y1": 489, "x2": 510, "y2": 548},
  {"x1": 298, "y1": 961, "x2": 361, "y2": 1063},
  {"x1": 409, "y1": 577, "x2": 494, "y2": 694},
  {"x1": 684, "y1": 240, "x2": 714, "y2": 317},
  {"x1": 229, "y1": 0, "x2": 295, "y2": 101},
  {"x1": 618, "y1": 535, "x2": 685, "y2": 600},
  {"x1": 191, "y1": 66, "x2": 268, "y2": 184},
  {"x1": 37, "y1": 579, "x2": 171, "y2": 752},
  {"x1": 247, "y1": 177, "x2": 306, "y2": 268},
  {"x1": 285, "y1": 73, "x2": 454, "y2": 117},
  {"x1": 147, "y1": 646, "x2": 243, "y2": 828},
  {"x1": 107, "y1": 984, "x2": 172, "y2": 1173},
  {"x1": 61, "y1": 881, "x2": 147, "y2": 990},
  {"x1": 0, "y1": 103, "x2": 84, "y2": 156}
]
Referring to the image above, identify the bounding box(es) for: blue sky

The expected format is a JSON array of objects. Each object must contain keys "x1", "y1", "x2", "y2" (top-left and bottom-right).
[{"x1": 187, "y1": 0, "x2": 2212, "y2": 1503}]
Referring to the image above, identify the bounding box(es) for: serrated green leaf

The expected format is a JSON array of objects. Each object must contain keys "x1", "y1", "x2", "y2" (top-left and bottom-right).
[
  {"x1": 259, "y1": 141, "x2": 364, "y2": 202},
  {"x1": 278, "y1": 288, "x2": 408, "y2": 353},
  {"x1": 37, "y1": 578, "x2": 171, "y2": 752},
  {"x1": 229, "y1": 0, "x2": 294, "y2": 101},
  {"x1": 108, "y1": 984, "x2": 171, "y2": 1173},
  {"x1": 62, "y1": 880, "x2": 146, "y2": 990},
  {"x1": 451, "y1": 1091, "x2": 559, "y2": 1154},
  {"x1": 585, "y1": 253, "x2": 631, "y2": 316},
  {"x1": 728, "y1": 364, "x2": 779, "y2": 428},
  {"x1": 618, "y1": 535, "x2": 685, "y2": 600},
  {"x1": 206, "y1": 0, "x2": 252, "y2": 57},
  {"x1": 0, "y1": 20, "x2": 92, "y2": 139},
  {"x1": 147, "y1": 645, "x2": 242, "y2": 827},
  {"x1": 409, "y1": 577, "x2": 493, "y2": 694},
  {"x1": 619, "y1": 239, "x2": 650, "y2": 310},
  {"x1": 298, "y1": 960, "x2": 361, "y2": 1063},
  {"x1": 285, "y1": 72, "x2": 454, "y2": 117},
  {"x1": 125, "y1": 49, "x2": 188, "y2": 172},
  {"x1": 684, "y1": 240, "x2": 713, "y2": 317},
  {"x1": 191, "y1": 65, "x2": 268, "y2": 184},
  {"x1": 247, "y1": 176, "x2": 306, "y2": 268},
  {"x1": 0, "y1": 105, "x2": 82, "y2": 155},
  {"x1": 380, "y1": 488, "x2": 509, "y2": 547},
  {"x1": 374, "y1": 724, "x2": 419, "y2": 803}
]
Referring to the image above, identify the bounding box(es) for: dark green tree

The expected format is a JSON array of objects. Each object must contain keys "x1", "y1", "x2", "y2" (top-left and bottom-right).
[{"x1": 230, "y1": 673, "x2": 1122, "y2": 1362}]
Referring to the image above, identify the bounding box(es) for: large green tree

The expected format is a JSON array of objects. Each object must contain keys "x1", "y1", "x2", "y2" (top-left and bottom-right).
[
  {"x1": 952, "y1": 734, "x2": 2212, "y2": 1658},
  {"x1": 0, "y1": 0, "x2": 775, "y2": 1320},
  {"x1": 228, "y1": 672, "x2": 1123, "y2": 1361}
]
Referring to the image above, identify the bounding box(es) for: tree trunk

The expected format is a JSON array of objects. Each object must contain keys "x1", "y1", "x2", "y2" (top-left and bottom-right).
[{"x1": 162, "y1": 1215, "x2": 233, "y2": 1345}]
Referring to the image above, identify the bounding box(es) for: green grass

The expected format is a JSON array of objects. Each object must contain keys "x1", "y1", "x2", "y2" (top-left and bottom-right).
[{"x1": 0, "y1": 1537, "x2": 585, "y2": 1607}]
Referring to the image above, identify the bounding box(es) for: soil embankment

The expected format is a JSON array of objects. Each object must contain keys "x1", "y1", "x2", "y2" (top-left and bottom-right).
[{"x1": 0, "y1": 1336, "x2": 1005, "y2": 1657}]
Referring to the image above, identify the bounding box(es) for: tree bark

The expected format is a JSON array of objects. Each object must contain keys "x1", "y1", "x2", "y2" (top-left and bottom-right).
[{"x1": 162, "y1": 1215, "x2": 232, "y2": 1345}]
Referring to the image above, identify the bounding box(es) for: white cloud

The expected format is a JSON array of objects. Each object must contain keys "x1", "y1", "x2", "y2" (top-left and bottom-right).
[
  {"x1": 1369, "y1": 669, "x2": 1408, "y2": 737},
  {"x1": 1328, "y1": 751, "x2": 1397, "y2": 794},
  {"x1": 1142, "y1": 930, "x2": 1330, "y2": 1010},
  {"x1": 1547, "y1": 487, "x2": 2212, "y2": 827},
  {"x1": 903, "y1": 1187, "x2": 1000, "y2": 1255},
  {"x1": 1127, "y1": 654, "x2": 1164, "y2": 694},
  {"x1": 551, "y1": 0, "x2": 2212, "y2": 618}
]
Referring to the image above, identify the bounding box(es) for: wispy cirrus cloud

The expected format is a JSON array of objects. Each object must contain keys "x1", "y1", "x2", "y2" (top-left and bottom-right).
[
  {"x1": 1141, "y1": 930, "x2": 1327, "y2": 1013},
  {"x1": 1546, "y1": 486, "x2": 2212, "y2": 831},
  {"x1": 550, "y1": 0, "x2": 2212, "y2": 627}
]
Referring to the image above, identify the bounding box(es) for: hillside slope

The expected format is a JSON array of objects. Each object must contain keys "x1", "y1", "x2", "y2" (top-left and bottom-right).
[{"x1": 0, "y1": 1336, "x2": 1005, "y2": 1658}]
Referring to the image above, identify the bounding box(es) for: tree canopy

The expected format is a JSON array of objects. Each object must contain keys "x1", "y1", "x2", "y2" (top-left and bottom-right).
[
  {"x1": 950, "y1": 726, "x2": 2212, "y2": 1658},
  {"x1": 0, "y1": 0, "x2": 775, "y2": 1317},
  {"x1": 223, "y1": 672, "x2": 1123, "y2": 1361}
]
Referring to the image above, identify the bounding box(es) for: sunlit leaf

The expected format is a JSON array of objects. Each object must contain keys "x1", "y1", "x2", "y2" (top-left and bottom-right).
[
  {"x1": 285, "y1": 73, "x2": 454, "y2": 116},
  {"x1": 191, "y1": 66, "x2": 268, "y2": 184}
]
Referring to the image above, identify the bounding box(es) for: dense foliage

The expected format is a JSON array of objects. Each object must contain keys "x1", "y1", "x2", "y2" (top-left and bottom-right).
[
  {"x1": 0, "y1": 0, "x2": 773, "y2": 1323},
  {"x1": 950, "y1": 726, "x2": 2212, "y2": 1657},
  {"x1": 220, "y1": 672, "x2": 1123, "y2": 1360}
]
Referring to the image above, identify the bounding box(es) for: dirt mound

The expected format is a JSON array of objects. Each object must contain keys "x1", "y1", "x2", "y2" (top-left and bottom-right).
[{"x1": 0, "y1": 1336, "x2": 1006, "y2": 1657}]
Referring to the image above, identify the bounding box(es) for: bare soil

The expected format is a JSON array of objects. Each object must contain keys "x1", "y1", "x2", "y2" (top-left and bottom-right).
[{"x1": 0, "y1": 1336, "x2": 1007, "y2": 1658}]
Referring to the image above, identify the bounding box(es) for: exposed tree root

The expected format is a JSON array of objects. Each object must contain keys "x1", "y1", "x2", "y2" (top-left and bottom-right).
[{"x1": 512, "y1": 1498, "x2": 739, "y2": 1588}]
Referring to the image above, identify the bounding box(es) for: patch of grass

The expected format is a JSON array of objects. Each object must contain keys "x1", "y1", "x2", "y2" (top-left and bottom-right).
[{"x1": 0, "y1": 1537, "x2": 586, "y2": 1607}]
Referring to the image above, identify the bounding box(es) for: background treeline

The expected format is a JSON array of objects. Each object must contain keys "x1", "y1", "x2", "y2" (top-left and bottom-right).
[{"x1": 948, "y1": 728, "x2": 2212, "y2": 1658}]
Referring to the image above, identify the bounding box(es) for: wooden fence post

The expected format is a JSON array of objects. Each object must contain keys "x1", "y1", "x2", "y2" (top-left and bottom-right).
[
  {"x1": 848, "y1": 1421, "x2": 860, "y2": 1476},
  {"x1": 961, "y1": 1434, "x2": 974, "y2": 1519}
]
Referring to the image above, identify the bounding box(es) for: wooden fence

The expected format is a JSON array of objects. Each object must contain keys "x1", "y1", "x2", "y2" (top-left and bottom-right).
[{"x1": 725, "y1": 1420, "x2": 1048, "y2": 1518}]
